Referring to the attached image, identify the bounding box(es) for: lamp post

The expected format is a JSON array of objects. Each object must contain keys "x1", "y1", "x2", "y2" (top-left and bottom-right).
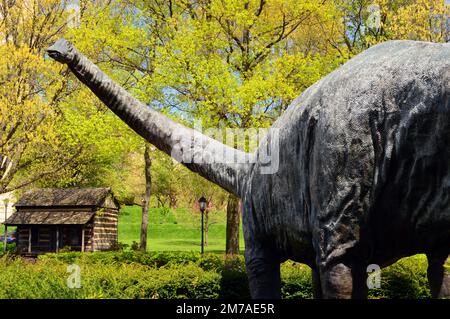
[
  {"x1": 3, "y1": 198, "x2": 8, "y2": 252},
  {"x1": 198, "y1": 196, "x2": 207, "y2": 254}
]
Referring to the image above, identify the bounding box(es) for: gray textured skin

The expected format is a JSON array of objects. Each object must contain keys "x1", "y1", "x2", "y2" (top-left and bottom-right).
[{"x1": 48, "y1": 39, "x2": 450, "y2": 299}]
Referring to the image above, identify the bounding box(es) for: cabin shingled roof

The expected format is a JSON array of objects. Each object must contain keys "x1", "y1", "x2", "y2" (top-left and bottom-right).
[
  {"x1": 5, "y1": 211, "x2": 95, "y2": 225},
  {"x1": 14, "y1": 188, "x2": 114, "y2": 207}
]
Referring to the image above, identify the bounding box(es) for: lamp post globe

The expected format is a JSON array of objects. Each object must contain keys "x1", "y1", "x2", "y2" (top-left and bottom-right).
[{"x1": 198, "y1": 196, "x2": 207, "y2": 212}]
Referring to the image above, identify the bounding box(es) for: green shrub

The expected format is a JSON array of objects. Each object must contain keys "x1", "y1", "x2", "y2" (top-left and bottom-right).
[
  {"x1": 197, "y1": 254, "x2": 223, "y2": 271},
  {"x1": 39, "y1": 251, "x2": 200, "y2": 267},
  {"x1": 219, "y1": 256, "x2": 250, "y2": 299},
  {"x1": 0, "y1": 256, "x2": 221, "y2": 299},
  {"x1": 130, "y1": 241, "x2": 140, "y2": 251},
  {"x1": 110, "y1": 241, "x2": 130, "y2": 251},
  {"x1": 39, "y1": 251, "x2": 84, "y2": 264},
  {"x1": 0, "y1": 243, "x2": 16, "y2": 257},
  {"x1": 281, "y1": 261, "x2": 313, "y2": 299},
  {"x1": 81, "y1": 263, "x2": 221, "y2": 299},
  {"x1": 370, "y1": 255, "x2": 431, "y2": 299},
  {"x1": 3, "y1": 253, "x2": 439, "y2": 299}
]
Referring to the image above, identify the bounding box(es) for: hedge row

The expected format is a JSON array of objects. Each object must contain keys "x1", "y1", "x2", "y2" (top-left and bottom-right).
[
  {"x1": 0, "y1": 252, "x2": 438, "y2": 299},
  {"x1": 0, "y1": 256, "x2": 221, "y2": 299}
]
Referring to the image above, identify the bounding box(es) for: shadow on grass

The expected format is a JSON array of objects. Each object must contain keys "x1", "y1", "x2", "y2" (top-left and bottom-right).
[{"x1": 163, "y1": 240, "x2": 201, "y2": 246}]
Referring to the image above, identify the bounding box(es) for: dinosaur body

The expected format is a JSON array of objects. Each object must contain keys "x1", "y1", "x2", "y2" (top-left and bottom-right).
[
  {"x1": 48, "y1": 39, "x2": 450, "y2": 298},
  {"x1": 243, "y1": 40, "x2": 450, "y2": 298}
]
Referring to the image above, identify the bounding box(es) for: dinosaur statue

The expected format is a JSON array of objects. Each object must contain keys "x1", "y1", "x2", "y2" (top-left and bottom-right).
[{"x1": 47, "y1": 38, "x2": 450, "y2": 299}]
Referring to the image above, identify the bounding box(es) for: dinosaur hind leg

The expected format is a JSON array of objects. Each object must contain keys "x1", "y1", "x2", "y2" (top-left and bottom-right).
[
  {"x1": 245, "y1": 248, "x2": 281, "y2": 299},
  {"x1": 311, "y1": 267, "x2": 323, "y2": 298},
  {"x1": 427, "y1": 251, "x2": 450, "y2": 298}
]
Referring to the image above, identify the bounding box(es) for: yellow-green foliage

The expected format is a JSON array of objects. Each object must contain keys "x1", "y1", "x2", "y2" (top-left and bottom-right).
[
  {"x1": 0, "y1": 252, "x2": 436, "y2": 299},
  {"x1": 0, "y1": 255, "x2": 221, "y2": 299},
  {"x1": 369, "y1": 254, "x2": 431, "y2": 299},
  {"x1": 332, "y1": 0, "x2": 449, "y2": 57},
  {"x1": 281, "y1": 261, "x2": 313, "y2": 299}
]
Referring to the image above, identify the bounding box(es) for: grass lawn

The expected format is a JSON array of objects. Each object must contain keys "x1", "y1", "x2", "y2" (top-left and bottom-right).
[{"x1": 118, "y1": 205, "x2": 245, "y2": 253}]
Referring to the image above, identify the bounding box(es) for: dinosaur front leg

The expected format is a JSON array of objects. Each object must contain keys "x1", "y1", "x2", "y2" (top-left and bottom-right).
[
  {"x1": 427, "y1": 251, "x2": 450, "y2": 298},
  {"x1": 319, "y1": 260, "x2": 368, "y2": 299},
  {"x1": 311, "y1": 267, "x2": 323, "y2": 298},
  {"x1": 245, "y1": 248, "x2": 281, "y2": 299}
]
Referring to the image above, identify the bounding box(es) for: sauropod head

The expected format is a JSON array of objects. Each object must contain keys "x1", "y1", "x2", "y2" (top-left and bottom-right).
[{"x1": 47, "y1": 38, "x2": 75, "y2": 64}]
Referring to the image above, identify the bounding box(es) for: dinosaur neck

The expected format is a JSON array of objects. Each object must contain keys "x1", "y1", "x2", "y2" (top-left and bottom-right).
[{"x1": 64, "y1": 47, "x2": 249, "y2": 196}]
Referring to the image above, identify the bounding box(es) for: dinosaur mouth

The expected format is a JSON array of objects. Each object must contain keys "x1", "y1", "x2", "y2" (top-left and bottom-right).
[
  {"x1": 47, "y1": 49, "x2": 67, "y2": 63},
  {"x1": 47, "y1": 39, "x2": 72, "y2": 64}
]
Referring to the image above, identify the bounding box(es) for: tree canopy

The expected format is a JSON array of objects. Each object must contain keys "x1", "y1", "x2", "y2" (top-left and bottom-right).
[{"x1": 0, "y1": 0, "x2": 448, "y2": 210}]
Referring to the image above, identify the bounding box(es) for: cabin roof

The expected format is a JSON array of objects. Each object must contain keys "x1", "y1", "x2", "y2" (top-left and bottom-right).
[
  {"x1": 5, "y1": 211, "x2": 95, "y2": 225},
  {"x1": 14, "y1": 188, "x2": 118, "y2": 208}
]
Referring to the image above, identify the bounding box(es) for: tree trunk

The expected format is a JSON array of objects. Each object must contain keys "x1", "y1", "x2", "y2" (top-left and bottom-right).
[
  {"x1": 204, "y1": 209, "x2": 209, "y2": 247},
  {"x1": 47, "y1": 38, "x2": 250, "y2": 197},
  {"x1": 226, "y1": 193, "x2": 240, "y2": 255},
  {"x1": 140, "y1": 144, "x2": 152, "y2": 251}
]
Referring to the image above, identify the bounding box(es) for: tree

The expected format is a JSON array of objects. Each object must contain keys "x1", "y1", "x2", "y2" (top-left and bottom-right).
[
  {"x1": 0, "y1": 0, "x2": 137, "y2": 195},
  {"x1": 14, "y1": 0, "x2": 443, "y2": 256},
  {"x1": 328, "y1": 0, "x2": 449, "y2": 58},
  {"x1": 189, "y1": 169, "x2": 227, "y2": 248},
  {"x1": 59, "y1": 0, "x2": 450, "y2": 256},
  {"x1": 151, "y1": 152, "x2": 182, "y2": 208},
  {"x1": 386, "y1": 0, "x2": 449, "y2": 43},
  {"x1": 203, "y1": 201, "x2": 217, "y2": 247},
  {"x1": 140, "y1": 143, "x2": 152, "y2": 251},
  {"x1": 138, "y1": 0, "x2": 341, "y2": 254},
  {"x1": 65, "y1": 0, "x2": 342, "y2": 254},
  {"x1": 0, "y1": 0, "x2": 74, "y2": 194},
  {"x1": 226, "y1": 194, "x2": 240, "y2": 254}
]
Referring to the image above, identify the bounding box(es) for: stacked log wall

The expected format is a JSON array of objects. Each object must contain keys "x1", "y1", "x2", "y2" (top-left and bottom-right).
[{"x1": 92, "y1": 209, "x2": 118, "y2": 251}]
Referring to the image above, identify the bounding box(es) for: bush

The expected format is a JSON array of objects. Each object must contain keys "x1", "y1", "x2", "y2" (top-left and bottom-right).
[
  {"x1": 0, "y1": 256, "x2": 221, "y2": 299},
  {"x1": 369, "y1": 255, "x2": 431, "y2": 299},
  {"x1": 281, "y1": 261, "x2": 313, "y2": 299},
  {"x1": 219, "y1": 256, "x2": 250, "y2": 299},
  {"x1": 130, "y1": 241, "x2": 140, "y2": 251},
  {"x1": 0, "y1": 243, "x2": 17, "y2": 257},
  {"x1": 197, "y1": 254, "x2": 223, "y2": 271},
  {"x1": 81, "y1": 263, "x2": 221, "y2": 299},
  {"x1": 4, "y1": 252, "x2": 438, "y2": 299},
  {"x1": 109, "y1": 241, "x2": 130, "y2": 252}
]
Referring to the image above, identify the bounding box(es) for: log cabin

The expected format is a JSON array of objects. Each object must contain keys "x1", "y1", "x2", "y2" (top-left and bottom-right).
[{"x1": 4, "y1": 188, "x2": 120, "y2": 255}]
